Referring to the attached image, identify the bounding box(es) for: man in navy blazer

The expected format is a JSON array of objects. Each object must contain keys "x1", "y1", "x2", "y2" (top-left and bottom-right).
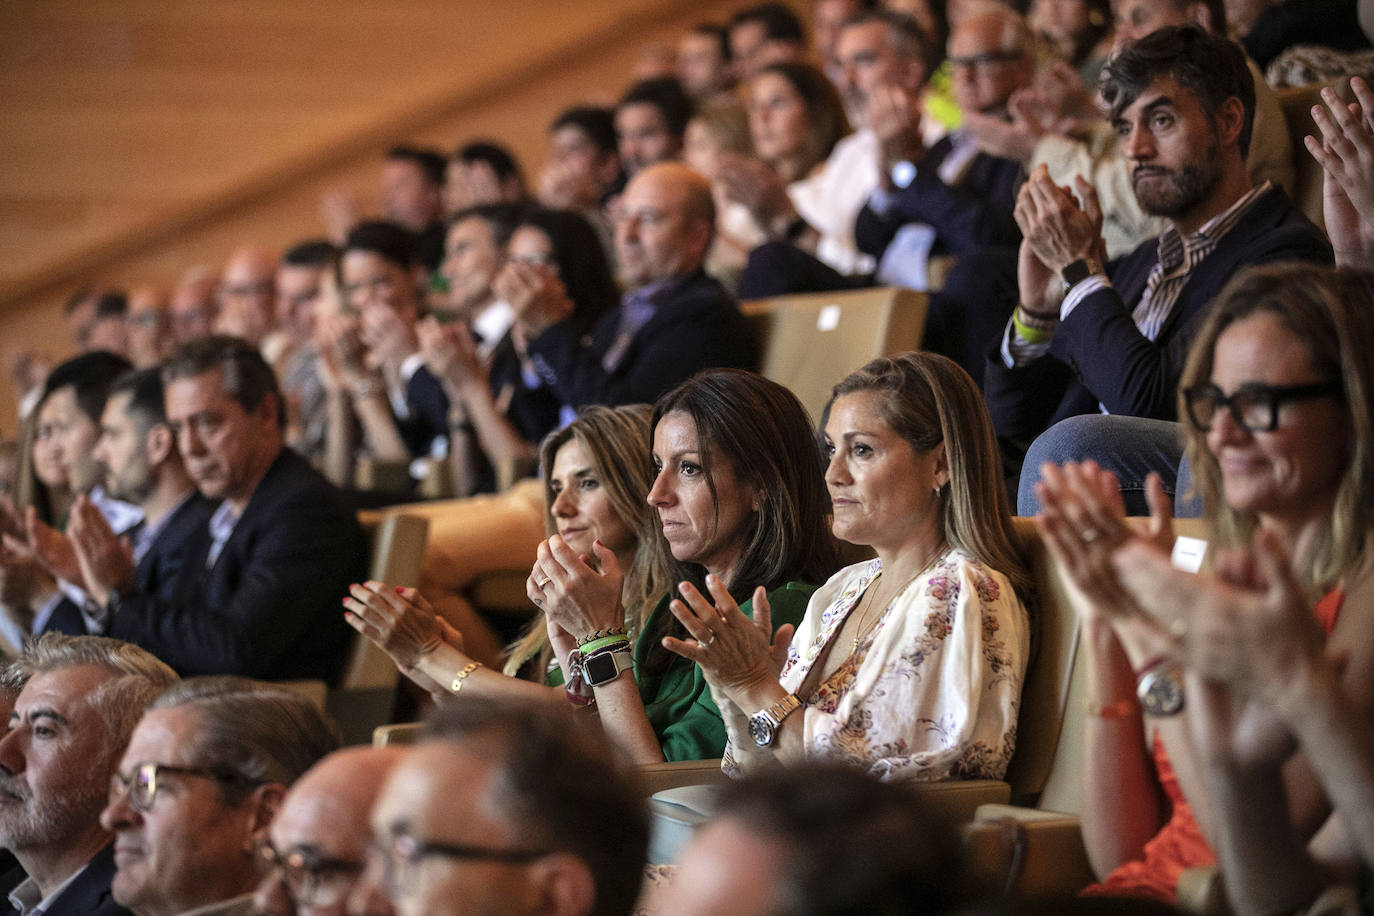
[
  {"x1": 985, "y1": 27, "x2": 1332, "y2": 459},
  {"x1": 522, "y1": 162, "x2": 755, "y2": 408},
  {"x1": 95, "y1": 337, "x2": 366, "y2": 683},
  {"x1": 0, "y1": 633, "x2": 178, "y2": 916}
]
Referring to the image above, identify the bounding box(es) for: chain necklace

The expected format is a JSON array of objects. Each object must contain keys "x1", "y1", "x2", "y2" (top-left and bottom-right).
[{"x1": 848, "y1": 544, "x2": 947, "y2": 653}]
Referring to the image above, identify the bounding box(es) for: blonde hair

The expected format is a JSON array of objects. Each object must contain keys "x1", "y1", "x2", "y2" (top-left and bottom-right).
[
  {"x1": 502, "y1": 405, "x2": 671, "y2": 677},
  {"x1": 827, "y1": 352, "x2": 1032, "y2": 599},
  {"x1": 689, "y1": 99, "x2": 753, "y2": 158},
  {"x1": 1179, "y1": 263, "x2": 1374, "y2": 593}
]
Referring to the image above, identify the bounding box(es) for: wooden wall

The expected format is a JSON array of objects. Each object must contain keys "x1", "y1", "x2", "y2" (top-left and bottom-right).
[{"x1": 0, "y1": 0, "x2": 772, "y2": 431}]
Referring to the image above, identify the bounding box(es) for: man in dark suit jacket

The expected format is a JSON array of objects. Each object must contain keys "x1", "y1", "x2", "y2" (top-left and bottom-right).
[
  {"x1": 41, "y1": 368, "x2": 213, "y2": 638},
  {"x1": 985, "y1": 27, "x2": 1332, "y2": 478},
  {"x1": 0, "y1": 634, "x2": 178, "y2": 916},
  {"x1": 94, "y1": 337, "x2": 366, "y2": 683},
  {"x1": 522, "y1": 162, "x2": 755, "y2": 408}
]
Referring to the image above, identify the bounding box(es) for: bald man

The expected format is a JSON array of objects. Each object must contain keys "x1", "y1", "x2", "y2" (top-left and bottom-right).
[
  {"x1": 254, "y1": 746, "x2": 404, "y2": 916},
  {"x1": 516, "y1": 162, "x2": 756, "y2": 408},
  {"x1": 170, "y1": 268, "x2": 219, "y2": 344},
  {"x1": 215, "y1": 246, "x2": 278, "y2": 349}
]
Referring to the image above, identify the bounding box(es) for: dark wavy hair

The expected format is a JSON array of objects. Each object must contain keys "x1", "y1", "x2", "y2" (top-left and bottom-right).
[
  {"x1": 514, "y1": 207, "x2": 618, "y2": 338},
  {"x1": 643, "y1": 370, "x2": 840, "y2": 673}
]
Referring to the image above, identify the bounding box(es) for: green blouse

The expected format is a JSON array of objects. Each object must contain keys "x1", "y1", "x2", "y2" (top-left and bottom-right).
[{"x1": 633, "y1": 580, "x2": 816, "y2": 762}]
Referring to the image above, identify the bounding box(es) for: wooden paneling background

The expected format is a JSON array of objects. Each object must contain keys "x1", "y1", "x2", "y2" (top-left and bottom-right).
[{"x1": 0, "y1": 0, "x2": 770, "y2": 431}]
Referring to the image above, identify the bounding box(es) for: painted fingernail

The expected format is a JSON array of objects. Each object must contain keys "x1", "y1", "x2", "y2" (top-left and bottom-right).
[{"x1": 395, "y1": 586, "x2": 406, "y2": 594}]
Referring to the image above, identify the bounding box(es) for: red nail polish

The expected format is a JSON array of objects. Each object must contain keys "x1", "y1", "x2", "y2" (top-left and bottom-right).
[{"x1": 395, "y1": 586, "x2": 406, "y2": 594}]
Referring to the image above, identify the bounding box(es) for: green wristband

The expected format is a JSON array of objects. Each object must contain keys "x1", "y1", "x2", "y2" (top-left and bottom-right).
[
  {"x1": 578, "y1": 635, "x2": 631, "y2": 656},
  {"x1": 1013, "y1": 310, "x2": 1054, "y2": 344}
]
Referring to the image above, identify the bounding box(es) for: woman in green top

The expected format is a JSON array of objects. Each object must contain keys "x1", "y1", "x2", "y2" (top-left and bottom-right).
[{"x1": 345, "y1": 370, "x2": 839, "y2": 762}]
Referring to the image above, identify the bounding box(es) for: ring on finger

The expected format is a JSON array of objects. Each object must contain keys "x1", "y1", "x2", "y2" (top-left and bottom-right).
[
  {"x1": 1081, "y1": 528, "x2": 1101, "y2": 543},
  {"x1": 701, "y1": 630, "x2": 717, "y2": 647},
  {"x1": 535, "y1": 576, "x2": 551, "y2": 590}
]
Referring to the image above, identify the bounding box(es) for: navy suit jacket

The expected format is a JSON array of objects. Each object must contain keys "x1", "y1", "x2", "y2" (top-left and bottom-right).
[
  {"x1": 0, "y1": 843, "x2": 131, "y2": 916},
  {"x1": 526, "y1": 268, "x2": 756, "y2": 408},
  {"x1": 107, "y1": 448, "x2": 367, "y2": 683},
  {"x1": 985, "y1": 186, "x2": 1332, "y2": 441},
  {"x1": 42, "y1": 492, "x2": 216, "y2": 638},
  {"x1": 855, "y1": 135, "x2": 1023, "y2": 259}
]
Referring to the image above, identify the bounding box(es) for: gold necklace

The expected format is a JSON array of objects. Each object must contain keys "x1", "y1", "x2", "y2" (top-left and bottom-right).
[{"x1": 849, "y1": 546, "x2": 947, "y2": 653}]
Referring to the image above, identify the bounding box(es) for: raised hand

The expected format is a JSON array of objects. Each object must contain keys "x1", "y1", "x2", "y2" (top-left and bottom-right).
[
  {"x1": 1014, "y1": 165, "x2": 1104, "y2": 274},
  {"x1": 502, "y1": 262, "x2": 574, "y2": 340},
  {"x1": 417, "y1": 317, "x2": 485, "y2": 388},
  {"x1": 528, "y1": 536, "x2": 625, "y2": 639},
  {"x1": 342, "y1": 581, "x2": 445, "y2": 670},
  {"x1": 24, "y1": 506, "x2": 82, "y2": 586},
  {"x1": 663, "y1": 577, "x2": 791, "y2": 701},
  {"x1": 67, "y1": 496, "x2": 135, "y2": 606},
  {"x1": 714, "y1": 153, "x2": 796, "y2": 237}
]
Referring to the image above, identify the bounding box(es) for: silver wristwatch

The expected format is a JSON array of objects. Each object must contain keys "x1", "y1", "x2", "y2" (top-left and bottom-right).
[
  {"x1": 748, "y1": 694, "x2": 802, "y2": 746},
  {"x1": 581, "y1": 649, "x2": 634, "y2": 687},
  {"x1": 1136, "y1": 663, "x2": 1185, "y2": 716}
]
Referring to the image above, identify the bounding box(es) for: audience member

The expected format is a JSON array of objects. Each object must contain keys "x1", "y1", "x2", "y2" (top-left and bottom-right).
[
  {"x1": 253, "y1": 746, "x2": 404, "y2": 916},
  {"x1": 91, "y1": 336, "x2": 366, "y2": 681},
  {"x1": 420, "y1": 206, "x2": 618, "y2": 493},
  {"x1": 677, "y1": 23, "x2": 735, "y2": 103},
  {"x1": 1231, "y1": 0, "x2": 1371, "y2": 70},
  {"x1": 101, "y1": 677, "x2": 340, "y2": 916},
  {"x1": 275, "y1": 240, "x2": 337, "y2": 463},
  {"x1": 321, "y1": 221, "x2": 447, "y2": 486},
  {"x1": 661, "y1": 763, "x2": 968, "y2": 914},
  {"x1": 727, "y1": 3, "x2": 808, "y2": 81},
  {"x1": 443, "y1": 140, "x2": 528, "y2": 216},
  {"x1": 1028, "y1": 0, "x2": 1113, "y2": 86},
  {"x1": 124, "y1": 286, "x2": 172, "y2": 370},
  {"x1": 539, "y1": 106, "x2": 623, "y2": 223},
  {"x1": 672, "y1": 353, "x2": 1029, "y2": 780},
  {"x1": 977, "y1": 0, "x2": 1295, "y2": 259},
  {"x1": 354, "y1": 697, "x2": 647, "y2": 916},
  {"x1": 215, "y1": 246, "x2": 278, "y2": 352},
  {"x1": 734, "y1": 10, "x2": 930, "y2": 291},
  {"x1": 1035, "y1": 263, "x2": 1374, "y2": 902},
  {"x1": 169, "y1": 268, "x2": 219, "y2": 345},
  {"x1": 322, "y1": 148, "x2": 447, "y2": 272},
  {"x1": 746, "y1": 62, "x2": 851, "y2": 187},
  {"x1": 518, "y1": 162, "x2": 755, "y2": 409},
  {"x1": 0, "y1": 633, "x2": 178, "y2": 916},
  {"x1": 988, "y1": 26, "x2": 1331, "y2": 500},
  {"x1": 65, "y1": 289, "x2": 130, "y2": 357},
  {"x1": 683, "y1": 100, "x2": 758, "y2": 281},
  {"x1": 813, "y1": 0, "x2": 874, "y2": 87},
  {"x1": 613, "y1": 78, "x2": 694, "y2": 178}
]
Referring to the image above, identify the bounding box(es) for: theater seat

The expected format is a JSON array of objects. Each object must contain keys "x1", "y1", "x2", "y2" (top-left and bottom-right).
[
  {"x1": 742, "y1": 286, "x2": 928, "y2": 422},
  {"x1": 965, "y1": 517, "x2": 1212, "y2": 902}
]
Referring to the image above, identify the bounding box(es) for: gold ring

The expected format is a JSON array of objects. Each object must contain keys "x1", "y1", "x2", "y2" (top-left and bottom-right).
[
  {"x1": 702, "y1": 631, "x2": 717, "y2": 647},
  {"x1": 536, "y1": 576, "x2": 551, "y2": 589}
]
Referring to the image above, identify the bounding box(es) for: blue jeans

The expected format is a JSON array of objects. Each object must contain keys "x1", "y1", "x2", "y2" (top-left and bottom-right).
[{"x1": 1016, "y1": 414, "x2": 1200, "y2": 518}]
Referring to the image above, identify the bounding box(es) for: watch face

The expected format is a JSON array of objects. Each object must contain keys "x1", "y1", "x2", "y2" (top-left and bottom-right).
[
  {"x1": 582, "y1": 652, "x2": 618, "y2": 686},
  {"x1": 891, "y1": 160, "x2": 917, "y2": 190},
  {"x1": 749, "y1": 715, "x2": 776, "y2": 747},
  {"x1": 1137, "y1": 666, "x2": 1185, "y2": 716}
]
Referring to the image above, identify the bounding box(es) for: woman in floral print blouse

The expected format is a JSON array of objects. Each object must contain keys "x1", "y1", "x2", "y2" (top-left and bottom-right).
[{"x1": 665, "y1": 351, "x2": 1033, "y2": 779}]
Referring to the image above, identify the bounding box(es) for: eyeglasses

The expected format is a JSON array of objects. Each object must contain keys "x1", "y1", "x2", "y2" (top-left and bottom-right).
[
  {"x1": 254, "y1": 838, "x2": 364, "y2": 908},
  {"x1": 947, "y1": 50, "x2": 1025, "y2": 72},
  {"x1": 1183, "y1": 381, "x2": 1344, "y2": 432},
  {"x1": 368, "y1": 832, "x2": 551, "y2": 897},
  {"x1": 109, "y1": 761, "x2": 257, "y2": 813}
]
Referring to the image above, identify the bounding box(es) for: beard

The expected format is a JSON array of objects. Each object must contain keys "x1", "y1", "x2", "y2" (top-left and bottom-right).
[
  {"x1": 0, "y1": 770, "x2": 109, "y2": 851},
  {"x1": 1132, "y1": 141, "x2": 1223, "y2": 220}
]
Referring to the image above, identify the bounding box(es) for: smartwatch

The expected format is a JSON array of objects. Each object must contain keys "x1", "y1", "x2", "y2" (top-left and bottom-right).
[
  {"x1": 581, "y1": 649, "x2": 634, "y2": 688},
  {"x1": 1061, "y1": 256, "x2": 1105, "y2": 291},
  {"x1": 748, "y1": 694, "x2": 802, "y2": 747}
]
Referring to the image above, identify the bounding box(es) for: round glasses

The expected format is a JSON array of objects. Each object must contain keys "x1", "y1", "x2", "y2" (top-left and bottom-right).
[{"x1": 1183, "y1": 381, "x2": 1343, "y2": 433}]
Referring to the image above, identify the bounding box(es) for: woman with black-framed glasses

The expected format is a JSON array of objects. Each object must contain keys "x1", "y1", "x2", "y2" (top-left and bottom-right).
[{"x1": 1032, "y1": 262, "x2": 1374, "y2": 903}]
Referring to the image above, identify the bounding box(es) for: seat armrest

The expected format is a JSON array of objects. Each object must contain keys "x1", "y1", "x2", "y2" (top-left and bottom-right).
[
  {"x1": 966, "y1": 804, "x2": 1095, "y2": 898},
  {"x1": 636, "y1": 759, "x2": 729, "y2": 796}
]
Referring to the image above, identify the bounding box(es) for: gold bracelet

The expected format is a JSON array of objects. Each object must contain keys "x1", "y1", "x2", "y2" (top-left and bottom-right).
[
  {"x1": 451, "y1": 661, "x2": 482, "y2": 694},
  {"x1": 1085, "y1": 698, "x2": 1138, "y2": 719}
]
